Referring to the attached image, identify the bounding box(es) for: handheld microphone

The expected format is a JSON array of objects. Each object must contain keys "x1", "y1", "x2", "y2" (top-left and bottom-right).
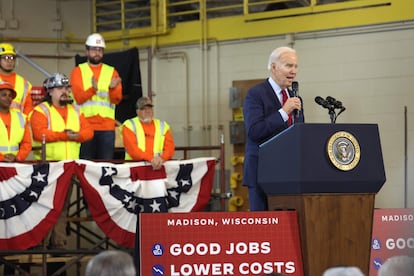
[
  {"x1": 315, "y1": 96, "x2": 330, "y2": 109},
  {"x1": 291, "y1": 81, "x2": 299, "y2": 118}
]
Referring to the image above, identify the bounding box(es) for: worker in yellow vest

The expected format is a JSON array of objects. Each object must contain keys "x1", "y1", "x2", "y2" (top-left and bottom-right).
[
  {"x1": 30, "y1": 73, "x2": 93, "y2": 161},
  {"x1": 0, "y1": 43, "x2": 33, "y2": 115},
  {"x1": 0, "y1": 81, "x2": 32, "y2": 162},
  {"x1": 122, "y1": 97, "x2": 175, "y2": 170},
  {"x1": 29, "y1": 73, "x2": 93, "y2": 249},
  {"x1": 70, "y1": 33, "x2": 122, "y2": 160}
]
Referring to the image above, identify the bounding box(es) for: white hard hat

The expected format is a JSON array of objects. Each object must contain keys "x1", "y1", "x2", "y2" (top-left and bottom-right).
[{"x1": 85, "y1": 33, "x2": 106, "y2": 48}]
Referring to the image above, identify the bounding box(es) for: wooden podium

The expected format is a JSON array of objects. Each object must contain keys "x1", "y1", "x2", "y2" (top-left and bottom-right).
[{"x1": 257, "y1": 123, "x2": 386, "y2": 276}]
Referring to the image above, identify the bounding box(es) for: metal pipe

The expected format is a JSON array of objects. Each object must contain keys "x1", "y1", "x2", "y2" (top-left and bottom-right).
[
  {"x1": 220, "y1": 133, "x2": 226, "y2": 211},
  {"x1": 16, "y1": 50, "x2": 51, "y2": 77},
  {"x1": 156, "y1": 51, "x2": 190, "y2": 146},
  {"x1": 147, "y1": 47, "x2": 152, "y2": 98},
  {"x1": 404, "y1": 106, "x2": 407, "y2": 208},
  {"x1": 2, "y1": 36, "x2": 84, "y2": 44},
  {"x1": 23, "y1": 54, "x2": 73, "y2": 60}
]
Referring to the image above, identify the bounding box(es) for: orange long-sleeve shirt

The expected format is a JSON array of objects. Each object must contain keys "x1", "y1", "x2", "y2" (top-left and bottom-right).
[
  {"x1": 0, "y1": 111, "x2": 32, "y2": 161},
  {"x1": 0, "y1": 72, "x2": 34, "y2": 115},
  {"x1": 30, "y1": 104, "x2": 93, "y2": 143},
  {"x1": 122, "y1": 120, "x2": 175, "y2": 161},
  {"x1": 69, "y1": 63, "x2": 122, "y2": 131}
]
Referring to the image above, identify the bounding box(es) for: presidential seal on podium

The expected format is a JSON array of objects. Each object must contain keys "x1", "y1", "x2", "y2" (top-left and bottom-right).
[{"x1": 327, "y1": 131, "x2": 361, "y2": 171}]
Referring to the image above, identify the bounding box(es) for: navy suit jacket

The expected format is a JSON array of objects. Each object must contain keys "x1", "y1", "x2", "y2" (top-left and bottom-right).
[{"x1": 242, "y1": 78, "x2": 305, "y2": 188}]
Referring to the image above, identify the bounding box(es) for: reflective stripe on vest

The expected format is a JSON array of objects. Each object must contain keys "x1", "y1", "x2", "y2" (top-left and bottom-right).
[
  {"x1": 0, "y1": 110, "x2": 25, "y2": 154},
  {"x1": 124, "y1": 118, "x2": 169, "y2": 160},
  {"x1": 78, "y1": 63, "x2": 115, "y2": 119},
  {"x1": 32, "y1": 103, "x2": 81, "y2": 160}
]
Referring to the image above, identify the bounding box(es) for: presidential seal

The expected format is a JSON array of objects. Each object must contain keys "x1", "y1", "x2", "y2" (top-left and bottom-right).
[{"x1": 327, "y1": 131, "x2": 360, "y2": 171}]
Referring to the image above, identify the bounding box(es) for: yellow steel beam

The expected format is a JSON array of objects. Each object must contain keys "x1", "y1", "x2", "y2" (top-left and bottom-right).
[{"x1": 103, "y1": 0, "x2": 414, "y2": 49}]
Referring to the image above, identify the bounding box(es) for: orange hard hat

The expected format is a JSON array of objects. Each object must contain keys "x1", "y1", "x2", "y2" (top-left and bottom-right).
[{"x1": 0, "y1": 81, "x2": 17, "y2": 99}]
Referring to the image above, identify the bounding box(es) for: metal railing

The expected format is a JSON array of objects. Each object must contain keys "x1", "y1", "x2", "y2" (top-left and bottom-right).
[
  {"x1": 94, "y1": 0, "x2": 356, "y2": 32},
  {"x1": 0, "y1": 141, "x2": 226, "y2": 275}
]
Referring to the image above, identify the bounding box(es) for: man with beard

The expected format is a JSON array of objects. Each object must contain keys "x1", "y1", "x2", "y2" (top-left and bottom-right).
[
  {"x1": 243, "y1": 46, "x2": 304, "y2": 211},
  {"x1": 30, "y1": 73, "x2": 93, "y2": 161},
  {"x1": 122, "y1": 97, "x2": 175, "y2": 170},
  {"x1": 29, "y1": 73, "x2": 93, "y2": 250},
  {"x1": 70, "y1": 33, "x2": 122, "y2": 160},
  {"x1": 0, "y1": 43, "x2": 33, "y2": 115},
  {"x1": 0, "y1": 81, "x2": 32, "y2": 162}
]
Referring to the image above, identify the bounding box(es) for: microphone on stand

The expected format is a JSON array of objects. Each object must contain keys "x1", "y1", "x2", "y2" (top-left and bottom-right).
[
  {"x1": 314, "y1": 96, "x2": 331, "y2": 109},
  {"x1": 326, "y1": 96, "x2": 346, "y2": 114},
  {"x1": 315, "y1": 96, "x2": 347, "y2": 123},
  {"x1": 326, "y1": 96, "x2": 343, "y2": 109},
  {"x1": 291, "y1": 81, "x2": 299, "y2": 118}
]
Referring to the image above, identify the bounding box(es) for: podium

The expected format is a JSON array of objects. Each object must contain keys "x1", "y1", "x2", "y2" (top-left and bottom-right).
[{"x1": 257, "y1": 123, "x2": 386, "y2": 276}]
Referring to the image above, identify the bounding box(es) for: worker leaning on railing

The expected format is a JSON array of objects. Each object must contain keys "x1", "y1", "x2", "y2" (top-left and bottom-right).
[
  {"x1": 121, "y1": 96, "x2": 175, "y2": 170},
  {"x1": 28, "y1": 73, "x2": 93, "y2": 250}
]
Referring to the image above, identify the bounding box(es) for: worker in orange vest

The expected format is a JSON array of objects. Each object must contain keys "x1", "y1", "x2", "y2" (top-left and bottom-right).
[
  {"x1": 122, "y1": 97, "x2": 175, "y2": 169},
  {"x1": 0, "y1": 81, "x2": 32, "y2": 162},
  {"x1": 70, "y1": 33, "x2": 122, "y2": 160},
  {"x1": 30, "y1": 73, "x2": 93, "y2": 249},
  {"x1": 0, "y1": 43, "x2": 33, "y2": 115}
]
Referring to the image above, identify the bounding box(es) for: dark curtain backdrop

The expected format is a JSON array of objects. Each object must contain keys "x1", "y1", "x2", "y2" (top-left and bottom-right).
[{"x1": 75, "y1": 47, "x2": 142, "y2": 123}]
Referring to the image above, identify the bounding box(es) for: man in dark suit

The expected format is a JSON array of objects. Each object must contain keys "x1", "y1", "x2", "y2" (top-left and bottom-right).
[{"x1": 243, "y1": 46, "x2": 304, "y2": 211}]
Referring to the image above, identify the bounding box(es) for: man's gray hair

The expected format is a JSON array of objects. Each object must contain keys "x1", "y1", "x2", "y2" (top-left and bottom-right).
[
  {"x1": 85, "y1": 250, "x2": 136, "y2": 276},
  {"x1": 322, "y1": 266, "x2": 364, "y2": 276},
  {"x1": 378, "y1": 255, "x2": 414, "y2": 276},
  {"x1": 267, "y1": 46, "x2": 296, "y2": 71}
]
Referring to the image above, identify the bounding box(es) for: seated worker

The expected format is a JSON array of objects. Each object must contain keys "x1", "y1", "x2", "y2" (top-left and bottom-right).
[
  {"x1": 29, "y1": 73, "x2": 93, "y2": 250},
  {"x1": 122, "y1": 97, "x2": 175, "y2": 169},
  {"x1": 0, "y1": 81, "x2": 32, "y2": 162}
]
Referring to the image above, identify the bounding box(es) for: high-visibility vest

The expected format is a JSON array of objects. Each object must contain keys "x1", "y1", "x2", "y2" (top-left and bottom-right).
[
  {"x1": 0, "y1": 110, "x2": 25, "y2": 155},
  {"x1": 32, "y1": 103, "x2": 81, "y2": 160},
  {"x1": 0, "y1": 75, "x2": 32, "y2": 112},
  {"x1": 123, "y1": 118, "x2": 169, "y2": 160},
  {"x1": 78, "y1": 63, "x2": 115, "y2": 119}
]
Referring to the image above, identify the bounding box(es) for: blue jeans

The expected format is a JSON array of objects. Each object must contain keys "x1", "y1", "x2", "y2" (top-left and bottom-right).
[{"x1": 80, "y1": 130, "x2": 115, "y2": 160}]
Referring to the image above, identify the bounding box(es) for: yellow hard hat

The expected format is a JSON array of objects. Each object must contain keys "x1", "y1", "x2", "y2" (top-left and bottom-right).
[{"x1": 0, "y1": 43, "x2": 16, "y2": 56}]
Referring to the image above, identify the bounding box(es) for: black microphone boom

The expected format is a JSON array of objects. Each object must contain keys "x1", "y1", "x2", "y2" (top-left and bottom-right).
[
  {"x1": 315, "y1": 96, "x2": 346, "y2": 124},
  {"x1": 337, "y1": 106, "x2": 346, "y2": 116},
  {"x1": 335, "y1": 101, "x2": 343, "y2": 108},
  {"x1": 326, "y1": 96, "x2": 336, "y2": 104},
  {"x1": 314, "y1": 96, "x2": 330, "y2": 109},
  {"x1": 326, "y1": 96, "x2": 343, "y2": 109}
]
